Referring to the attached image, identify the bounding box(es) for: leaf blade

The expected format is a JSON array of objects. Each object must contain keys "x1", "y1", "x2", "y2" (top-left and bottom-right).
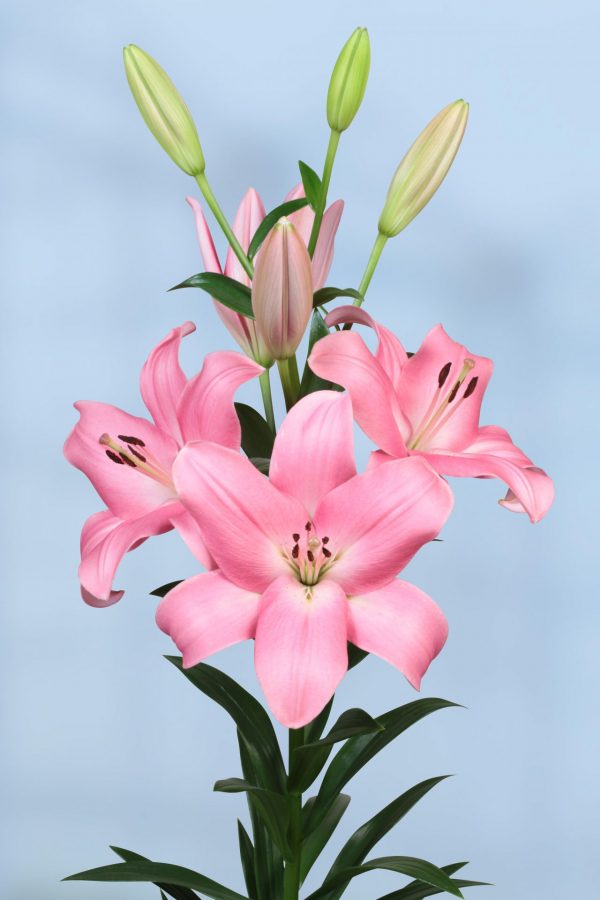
[
  {"x1": 305, "y1": 856, "x2": 464, "y2": 900},
  {"x1": 247, "y1": 198, "x2": 309, "y2": 260},
  {"x1": 110, "y1": 846, "x2": 200, "y2": 900},
  {"x1": 313, "y1": 286, "x2": 363, "y2": 308},
  {"x1": 298, "y1": 161, "x2": 322, "y2": 209},
  {"x1": 214, "y1": 778, "x2": 292, "y2": 860},
  {"x1": 64, "y1": 862, "x2": 249, "y2": 900},
  {"x1": 235, "y1": 403, "x2": 275, "y2": 460},
  {"x1": 169, "y1": 272, "x2": 254, "y2": 319},
  {"x1": 300, "y1": 794, "x2": 351, "y2": 884}
]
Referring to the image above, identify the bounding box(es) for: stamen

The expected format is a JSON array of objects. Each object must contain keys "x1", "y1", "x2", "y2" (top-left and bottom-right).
[
  {"x1": 119, "y1": 452, "x2": 137, "y2": 468},
  {"x1": 292, "y1": 544, "x2": 299, "y2": 559},
  {"x1": 438, "y1": 361, "x2": 452, "y2": 387},
  {"x1": 447, "y1": 381, "x2": 461, "y2": 403},
  {"x1": 129, "y1": 446, "x2": 147, "y2": 462},
  {"x1": 305, "y1": 522, "x2": 312, "y2": 531},
  {"x1": 409, "y1": 358, "x2": 476, "y2": 450},
  {"x1": 105, "y1": 449, "x2": 125, "y2": 465},
  {"x1": 463, "y1": 376, "x2": 478, "y2": 398},
  {"x1": 118, "y1": 434, "x2": 145, "y2": 447},
  {"x1": 307, "y1": 550, "x2": 314, "y2": 562},
  {"x1": 292, "y1": 533, "x2": 300, "y2": 542},
  {"x1": 322, "y1": 536, "x2": 329, "y2": 545},
  {"x1": 322, "y1": 547, "x2": 332, "y2": 558}
]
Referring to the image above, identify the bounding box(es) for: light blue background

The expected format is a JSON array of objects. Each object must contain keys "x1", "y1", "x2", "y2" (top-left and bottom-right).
[{"x1": 1, "y1": 1, "x2": 598, "y2": 897}]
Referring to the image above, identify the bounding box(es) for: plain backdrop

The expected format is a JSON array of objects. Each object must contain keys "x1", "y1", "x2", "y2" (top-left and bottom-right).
[{"x1": 1, "y1": 1, "x2": 598, "y2": 898}]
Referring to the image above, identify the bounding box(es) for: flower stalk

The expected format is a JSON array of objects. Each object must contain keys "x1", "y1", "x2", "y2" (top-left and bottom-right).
[
  {"x1": 277, "y1": 355, "x2": 301, "y2": 411},
  {"x1": 307, "y1": 128, "x2": 341, "y2": 258},
  {"x1": 195, "y1": 172, "x2": 254, "y2": 280},
  {"x1": 259, "y1": 368, "x2": 276, "y2": 433},
  {"x1": 282, "y1": 728, "x2": 303, "y2": 900}
]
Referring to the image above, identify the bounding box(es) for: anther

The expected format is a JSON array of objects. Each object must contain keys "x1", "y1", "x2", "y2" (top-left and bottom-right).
[
  {"x1": 463, "y1": 376, "x2": 479, "y2": 398},
  {"x1": 438, "y1": 361, "x2": 452, "y2": 388},
  {"x1": 292, "y1": 533, "x2": 300, "y2": 542},
  {"x1": 322, "y1": 547, "x2": 332, "y2": 558},
  {"x1": 119, "y1": 452, "x2": 137, "y2": 468},
  {"x1": 447, "y1": 381, "x2": 461, "y2": 403},
  {"x1": 305, "y1": 522, "x2": 312, "y2": 531},
  {"x1": 129, "y1": 446, "x2": 147, "y2": 462},
  {"x1": 106, "y1": 449, "x2": 125, "y2": 465},
  {"x1": 118, "y1": 434, "x2": 145, "y2": 447},
  {"x1": 307, "y1": 550, "x2": 315, "y2": 563},
  {"x1": 322, "y1": 536, "x2": 329, "y2": 544},
  {"x1": 292, "y1": 544, "x2": 299, "y2": 559}
]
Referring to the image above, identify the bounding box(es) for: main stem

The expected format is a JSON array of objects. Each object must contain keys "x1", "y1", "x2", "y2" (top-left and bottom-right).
[
  {"x1": 195, "y1": 172, "x2": 254, "y2": 280},
  {"x1": 277, "y1": 356, "x2": 301, "y2": 411},
  {"x1": 259, "y1": 368, "x2": 276, "y2": 433},
  {"x1": 307, "y1": 129, "x2": 341, "y2": 258},
  {"x1": 283, "y1": 729, "x2": 303, "y2": 900},
  {"x1": 342, "y1": 232, "x2": 388, "y2": 330}
]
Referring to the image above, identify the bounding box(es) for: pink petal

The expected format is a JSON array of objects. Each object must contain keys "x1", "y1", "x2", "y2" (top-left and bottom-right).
[
  {"x1": 309, "y1": 330, "x2": 410, "y2": 456},
  {"x1": 64, "y1": 402, "x2": 178, "y2": 519},
  {"x1": 312, "y1": 200, "x2": 344, "y2": 290},
  {"x1": 314, "y1": 456, "x2": 453, "y2": 594},
  {"x1": 286, "y1": 183, "x2": 314, "y2": 248},
  {"x1": 397, "y1": 324, "x2": 493, "y2": 451},
  {"x1": 254, "y1": 575, "x2": 348, "y2": 728},
  {"x1": 156, "y1": 571, "x2": 260, "y2": 667},
  {"x1": 325, "y1": 305, "x2": 408, "y2": 388},
  {"x1": 186, "y1": 196, "x2": 222, "y2": 273},
  {"x1": 348, "y1": 579, "x2": 448, "y2": 689},
  {"x1": 173, "y1": 443, "x2": 305, "y2": 591},
  {"x1": 140, "y1": 321, "x2": 196, "y2": 444},
  {"x1": 269, "y1": 391, "x2": 356, "y2": 517},
  {"x1": 225, "y1": 187, "x2": 266, "y2": 285},
  {"x1": 420, "y1": 425, "x2": 554, "y2": 522},
  {"x1": 176, "y1": 350, "x2": 263, "y2": 446},
  {"x1": 168, "y1": 508, "x2": 214, "y2": 570},
  {"x1": 78, "y1": 503, "x2": 180, "y2": 607}
]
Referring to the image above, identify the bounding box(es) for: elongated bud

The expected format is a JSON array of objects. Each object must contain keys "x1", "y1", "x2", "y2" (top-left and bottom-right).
[
  {"x1": 123, "y1": 44, "x2": 205, "y2": 176},
  {"x1": 252, "y1": 219, "x2": 313, "y2": 360},
  {"x1": 327, "y1": 27, "x2": 371, "y2": 133},
  {"x1": 378, "y1": 100, "x2": 469, "y2": 237}
]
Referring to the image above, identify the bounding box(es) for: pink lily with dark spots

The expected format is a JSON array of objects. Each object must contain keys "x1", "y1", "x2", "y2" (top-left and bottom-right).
[
  {"x1": 64, "y1": 322, "x2": 262, "y2": 607},
  {"x1": 309, "y1": 306, "x2": 554, "y2": 523},
  {"x1": 156, "y1": 391, "x2": 452, "y2": 728}
]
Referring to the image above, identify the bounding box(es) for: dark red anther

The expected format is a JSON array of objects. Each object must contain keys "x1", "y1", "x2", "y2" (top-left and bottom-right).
[
  {"x1": 292, "y1": 544, "x2": 299, "y2": 559},
  {"x1": 118, "y1": 434, "x2": 146, "y2": 447},
  {"x1": 292, "y1": 533, "x2": 300, "y2": 542},
  {"x1": 129, "y1": 446, "x2": 147, "y2": 462},
  {"x1": 119, "y1": 452, "x2": 137, "y2": 468},
  {"x1": 106, "y1": 449, "x2": 125, "y2": 465},
  {"x1": 322, "y1": 547, "x2": 332, "y2": 558},
  {"x1": 305, "y1": 522, "x2": 312, "y2": 531},
  {"x1": 307, "y1": 550, "x2": 314, "y2": 562},
  {"x1": 438, "y1": 361, "x2": 452, "y2": 388},
  {"x1": 463, "y1": 376, "x2": 479, "y2": 398},
  {"x1": 322, "y1": 536, "x2": 329, "y2": 544},
  {"x1": 447, "y1": 381, "x2": 461, "y2": 403}
]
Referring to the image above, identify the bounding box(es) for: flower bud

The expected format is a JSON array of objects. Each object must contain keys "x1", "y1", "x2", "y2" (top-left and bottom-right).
[
  {"x1": 252, "y1": 219, "x2": 313, "y2": 360},
  {"x1": 378, "y1": 99, "x2": 469, "y2": 238},
  {"x1": 327, "y1": 27, "x2": 371, "y2": 133},
  {"x1": 123, "y1": 44, "x2": 205, "y2": 176}
]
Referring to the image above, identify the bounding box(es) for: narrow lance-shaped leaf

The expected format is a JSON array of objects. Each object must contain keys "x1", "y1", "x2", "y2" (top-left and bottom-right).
[
  {"x1": 110, "y1": 847, "x2": 200, "y2": 900},
  {"x1": 305, "y1": 856, "x2": 464, "y2": 900},
  {"x1": 150, "y1": 580, "x2": 183, "y2": 598},
  {"x1": 64, "y1": 861, "x2": 249, "y2": 900},
  {"x1": 304, "y1": 699, "x2": 459, "y2": 835},
  {"x1": 300, "y1": 794, "x2": 351, "y2": 885},
  {"x1": 378, "y1": 864, "x2": 490, "y2": 900},
  {"x1": 299, "y1": 161, "x2": 322, "y2": 209},
  {"x1": 247, "y1": 198, "x2": 309, "y2": 259},
  {"x1": 299, "y1": 309, "x2": 342, "y2": 398},
  {"x1": 313, "y1": 286, "x2": 363, "y2": 308},
  {"x1": 237, "y1": 820, "x2": 257, "y2": 900},
  {"x1": 321, "y1": 776, "x2": 451, "y2": 900},
  {"x1": 214, "y1": 778, "x2": 292, "y2": 860},
  {"x1": 169, "y1": 272, "x2": 255, "y2": 319},
  {"x1": 235, "y1": 403, "x2": 275, "y2": 459},
  {"x1": 166, "y1": 657, "x2": 286, "y2": 795},
  {"x1": 303, "y1": 708, "x2": 384, "y2": 749}
]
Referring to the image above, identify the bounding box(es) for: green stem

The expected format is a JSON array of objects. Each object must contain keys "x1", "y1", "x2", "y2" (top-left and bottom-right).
[
  {"x1": 259, "y1": 368, "x2": 276, "y2": 433},
  {"x1": 283, "y1": 729, "x2": 303, "y2": 900},
  {"x1": 342, "y1": 232, "x2": 388, "y2": 330},
  {"x1": 307, "y1": 129, "x2": 341, "y2": 258},
  {"x1": 277, "y1": 356, "x2": 301, "y2": 411},
  {"x1": 195, "y1": 172, "x2": 254, "y2": 280}
]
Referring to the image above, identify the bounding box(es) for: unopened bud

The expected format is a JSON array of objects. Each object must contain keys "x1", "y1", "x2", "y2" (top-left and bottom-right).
[
  {"x1": 327, "y1": 28, "x2": 371, "y2": 133},
  {"x1": 252, "y1": 219, "x2": 313, "y2": 360},
  {"x1": 378, "y1": 99, "x2": 469, "y2": 238},
  {"x1": 123, "y1": 44, "x2": 205, "y2": 176}
]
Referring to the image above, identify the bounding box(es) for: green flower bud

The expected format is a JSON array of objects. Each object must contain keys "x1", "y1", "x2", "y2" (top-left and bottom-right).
[
  {"x1": 327, "y1": 27, "x2": 371, "y2": 133},
  {"x1": 378, "y1": 99, "x2": 469, "y2": 238},
  {"x1": 123, "y1": 44, "x2": 205, "y2": 177}
]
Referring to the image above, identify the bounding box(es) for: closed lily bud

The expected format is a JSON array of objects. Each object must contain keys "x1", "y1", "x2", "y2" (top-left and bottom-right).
[
  {"x1": 123, "y1": 44, "x2": 205, "y2": 176},
  {"x1": 327, "y1": 27, "x2": 371, "y2": 133},
  {"x1": 378, "y1": 99, "x2": 469, "y2": 238},
  {"x1": 252, "y1": 219, "x2": 313, "y2": 360}
]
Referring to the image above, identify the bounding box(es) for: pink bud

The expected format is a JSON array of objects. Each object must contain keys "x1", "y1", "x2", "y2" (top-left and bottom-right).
[{"x1": 252, "y1": 218, "x2": 313, "y2": 360}]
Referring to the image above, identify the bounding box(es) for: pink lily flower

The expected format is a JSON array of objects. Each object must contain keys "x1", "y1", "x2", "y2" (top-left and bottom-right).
[
  {"x1": 187, "y1": 185, "x2": 343, "y2": 363},
  {"x1": 156, "y1": 391, "x2": 452, "y2": 728},
  {"x1": 64, "y1": 322, "x2": 263, "y2": 607},
  {"x1": 309, "y1": 307, "x2": 554, "y2": 523}
]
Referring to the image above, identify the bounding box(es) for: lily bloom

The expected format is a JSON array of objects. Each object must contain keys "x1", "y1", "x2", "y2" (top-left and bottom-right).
[
  {"x1": 187, "y1": 184, "x2": 343, "y2": 363},
  {"x1": 64, "y1": 322, "x2": 262, "y2": 607},
  {"x1": 309, "y1": 307, "x2": 554, "y2": 523},
  {"x1": 156, "y1": 391, "x2": 452, "y2": 728}
]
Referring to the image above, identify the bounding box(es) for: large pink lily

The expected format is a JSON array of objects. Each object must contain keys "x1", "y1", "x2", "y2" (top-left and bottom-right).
[
  {"x1": 64, "y1": 322, "x2": 262, "y2": 607},
  {"x1": 187, "y1": 185, "x2": 343, "y2": 363},
  {"x1": 309, "y1": 307, "x2": 554, "y2": 523},
  {"x1": 156, "y1": 391, "x2": 452, "y2": 728}
]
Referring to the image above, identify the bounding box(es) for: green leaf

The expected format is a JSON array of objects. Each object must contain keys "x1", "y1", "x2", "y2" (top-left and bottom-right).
[
  {"x1": 150, "y1": 580, "x2": 183, "y2": 598},
  {"x1": 320, "y1": 777, "x2": 450, "y2": 900},
  {"x1": 299, "y1": 309, "x2": 342, "y2": 398},
  {"x1": 215, "y1": 778, "x2": 292, "y2": 860},
  {"x1": 247, "y1": 198, "x2": 309, "y2": 260},
  {"x1": 302, "y1": 708, "x2": 384, "y2": 749},
  {"x1": 347, "y1": 643, "x2": 369, "y2": 669},
  {"x1": 237, "y1": 820, "x2": 257, "y2": 900},
  {"x1": 237, "y1": 730, "x2": 284, "y2": 900},
  {"x1": 110, "y1": 846, "x2": 199, "y2": 900},
  {"x1": 235, "y1": 403, "x2": 275, "y2": 460},
  {"x1": 298, "y1": 161, "x2": 322, "y2": 209},
  {"x1": 250, "y1": 457, "x2": 270, "y2": 474},
  {"x1": 303, "y1": 697, "x2": 334, "y2": 745},
  {"x1": 305, "y1": 856, "x2": 464, "y2": 900},
  {"x1": 300, "y1": 794, "x2": 351, "y2": 884},
  {"x1": 166, "y1": 657, "x2": 286, "y2": 795},
  {"x1": 313, "y1": 287, "x2": 363, "y2": 308},
  {"x1": 64, "y1": 862, "x2": 249, "y2": 900},
  {"x1": 303, "y1": 699, "x2": 459, "y2": 835},
  {"x1": 169, "y1": 272, "x2": 254, "y2": 319},
  {"x1": 380, "y1": 877, "x2": 489, "y2": 899},
  {"x1": 160, "y1": 891, "x2": 169, "y2": 900}
]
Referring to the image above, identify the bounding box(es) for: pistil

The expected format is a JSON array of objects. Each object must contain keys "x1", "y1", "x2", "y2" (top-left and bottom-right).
[
  {"x1": 99, "y1": 433, "x2": 174, "y2": 489},
  {"x1": 283, "y1": 522, "x2": 336, "y2": 586},
  {"x1": 409, "y1": 358, "x2": 476, "y2": 450}
]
